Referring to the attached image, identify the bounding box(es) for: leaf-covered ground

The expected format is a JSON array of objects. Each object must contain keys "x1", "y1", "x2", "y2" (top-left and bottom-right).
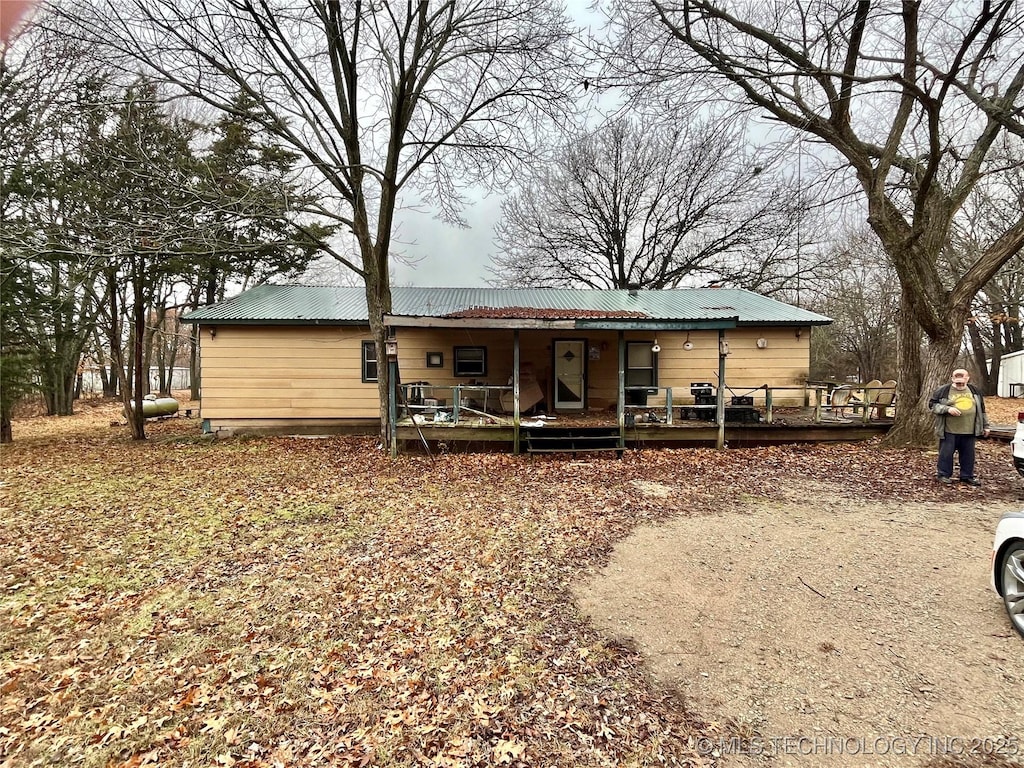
[{"x1": 2, "y1": 401, "x2": 1021, "y2": 767}]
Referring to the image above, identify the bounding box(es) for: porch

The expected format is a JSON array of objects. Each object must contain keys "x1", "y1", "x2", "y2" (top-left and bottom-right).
[
  {"x1": 391, "y1": 382, "x2": 895, "y2": 454},
  {"x1": 382, "y1": 295, "x2": 840, "y2": 454}
]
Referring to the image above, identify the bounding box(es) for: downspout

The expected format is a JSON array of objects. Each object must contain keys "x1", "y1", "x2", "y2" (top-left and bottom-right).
[
  {"x1": 513, "y1": 330, "x2": 520, "y2": 455},
  {"x1": 717, "y1": 329, "x2": 726, "y2": 449}
]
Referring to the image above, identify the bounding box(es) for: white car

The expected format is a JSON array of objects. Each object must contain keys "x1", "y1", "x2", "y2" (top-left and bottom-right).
[{"x1": 991, "y1": 411, "x2": 1024, "y2": 638}]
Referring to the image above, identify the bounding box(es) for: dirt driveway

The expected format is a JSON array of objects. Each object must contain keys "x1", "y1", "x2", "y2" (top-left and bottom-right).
[{"x1": 576, "y1": 482, "x2": 1023, "y2": 767}]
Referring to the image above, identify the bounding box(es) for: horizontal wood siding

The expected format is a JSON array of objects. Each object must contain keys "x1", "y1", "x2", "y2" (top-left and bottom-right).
[
  {"x1": 395, "y1": 326, "x2": 811, "y2": 409},
  {"x1": 199, "y1": 324, "x2": 812, "y2": 423},
  {"x1": 395, "y1": 329, "x2": 516, "y2": 388},
  {"x1": 200, "y1": 326, "x2": 378, "y2": 419},
  {"x1": 655, "y1": 328, "x2": 810, "y2": 406}
]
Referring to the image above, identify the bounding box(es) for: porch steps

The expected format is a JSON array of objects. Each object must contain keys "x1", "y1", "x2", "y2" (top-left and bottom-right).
[{"x1": 522, "y1": 426, "x2": 622, "y2": 456}]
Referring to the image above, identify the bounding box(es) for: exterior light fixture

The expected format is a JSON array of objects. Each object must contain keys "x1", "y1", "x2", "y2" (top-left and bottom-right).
[
  {"x1": 651, "y1": 338, "x2": 661, "y2": 353},
  {"x1": 208, "y1": 326, "x2": 217, "y2": 339},
  {"x1": 756, "y1": 337, "x2": 768, "y2": 349},
  {"x1": 683, "y1": 332, "x2": 694, "y2": 351}
]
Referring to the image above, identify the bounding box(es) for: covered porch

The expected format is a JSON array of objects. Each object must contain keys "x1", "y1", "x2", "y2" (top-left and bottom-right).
[{"x1": 383, "y1": 313, "x2": 884, "y2": 454}]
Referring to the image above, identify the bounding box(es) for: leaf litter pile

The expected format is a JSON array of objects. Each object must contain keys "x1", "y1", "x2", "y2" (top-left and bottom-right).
[{"x1": 2, "y1": 404, "x2": 1021, "y2": 767}]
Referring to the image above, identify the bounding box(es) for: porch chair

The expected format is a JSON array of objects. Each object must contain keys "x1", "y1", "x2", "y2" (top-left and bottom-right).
[
  {"x1": 872, "y1": 379, "x2": 897, "y2": 419},
  {"x1": 825, "y1": 385, "x2": 853, "y2": 421},
  {"x1": 857, "y1": 379, "x2": 883, "y2": 420}
]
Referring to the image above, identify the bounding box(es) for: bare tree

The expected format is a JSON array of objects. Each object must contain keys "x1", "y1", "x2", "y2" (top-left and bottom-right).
[
  {"x1": 491, "y1": 115, "x2": 815, "y2": 293},
  {"x1": 808, "y1": 229, "x2": 900, "y2": 383},
  {"x1": 51, "y1": 0, "x2": 581, "y2": 446},
  {"x1": 607, "y1": 0, "x2": 1024, "y2": 444},
  {"x1": 950, "y1": 144, "x2": 1024, "y2": 393}
]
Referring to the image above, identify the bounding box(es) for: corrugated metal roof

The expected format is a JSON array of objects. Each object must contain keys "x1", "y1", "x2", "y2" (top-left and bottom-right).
[
  {"x1": 182, "y1": 284, "x2": 370, "y2": 323},
  {"x1": 181, "y1": 285, "x2": 831, "y2": 325}
]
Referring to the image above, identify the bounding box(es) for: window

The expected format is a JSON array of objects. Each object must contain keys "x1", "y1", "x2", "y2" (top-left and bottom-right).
[
  {"x1": 626, "y1": 342, "x2": 657, "y2": 388},
  {"x1": 362, "y1": 340, "x2": 378, "y2": 382},
  {"x1": 454, "y1": 346, "x2": 487, "y2": 377}
]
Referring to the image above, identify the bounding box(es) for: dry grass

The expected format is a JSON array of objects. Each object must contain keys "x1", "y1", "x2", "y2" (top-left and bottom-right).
[
  {"x1": 2, "y1": 397, "x2": 1021, "y2": 767},
  {"x1": 986, "y1": 397, "x2": 1024, "y2": 424},
  {"x1": 2, "y1": 402, "x2": 709, "y2": 768}
]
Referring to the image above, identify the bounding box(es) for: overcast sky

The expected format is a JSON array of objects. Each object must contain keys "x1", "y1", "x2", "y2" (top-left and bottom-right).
[{"x1": 389, "y1": 190, "x2": 505, "y2": 288}]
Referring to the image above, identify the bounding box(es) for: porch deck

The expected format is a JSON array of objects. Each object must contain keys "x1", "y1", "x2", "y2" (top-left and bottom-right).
[
  {"x1": 391, "y1": 381, "x2": 898, "y2": 453},
  {"x1": 396, "y1": 406, "x2": 893, "y2": 451}
]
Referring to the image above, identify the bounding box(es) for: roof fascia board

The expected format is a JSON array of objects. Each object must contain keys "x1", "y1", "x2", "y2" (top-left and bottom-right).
[
  {"x1": 181, "y1": 318, "x2": 368, "y2": 326},
  {"x1": 736, "y1": 320, "x2": 832, "y2": 327},
  {"x1": 387, "y1": 316, "x2": 743, "y2": 330},
  {"x1": 385, "y1": 317, "x2": 740, "y2": 330},
  {"x1": 384, "y1": 316, "x2": 577, "y2": 329},
  {"x1": 574, "y1": 318, "x2": 738, "y2": 330}
]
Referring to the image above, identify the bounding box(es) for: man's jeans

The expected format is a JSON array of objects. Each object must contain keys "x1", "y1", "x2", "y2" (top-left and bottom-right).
[{"x1": 937, "y1": 432, "x2": 976, "y2": 479}]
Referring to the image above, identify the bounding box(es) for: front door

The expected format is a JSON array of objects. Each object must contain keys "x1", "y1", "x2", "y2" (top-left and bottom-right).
[{"x1": 553, "y1": 339, "x2": 586, "y2": 410}]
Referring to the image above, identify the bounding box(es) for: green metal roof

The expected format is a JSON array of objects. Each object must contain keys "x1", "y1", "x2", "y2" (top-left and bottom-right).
[{"x1": 181, "y1": 285, "x2": 831, "y2": 326}]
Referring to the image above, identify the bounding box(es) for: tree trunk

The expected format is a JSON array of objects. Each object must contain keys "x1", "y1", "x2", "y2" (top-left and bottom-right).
[
  {"x1": 364, "y1": 256, "x2": 393, "y2": 449},
  {"x1": 101, "y1": 363, "x2": 117, "y2": 397},
  {"x1": 1, "y1": 409, "x2": 12, "y2": 443},
  {"x1": 60, "y1": 368, "x2": 76, "y2": 415},
  {"x1": 190, "y1": 324, "x2": 200, "y2": 401},
  {"x1": 884, "y1": 297, "x2": 924, "y2": 446},
  {"x1": 43, "y1": 384, "x2": 56, "y2": 417},
  {"x1": 161, "y1": 310, "x2": 180, "y2": 396},
  {"x1": 113, "y1": 258, "x2": 148, "y2": 441},
  {"x1": 205, "y1": 266, "x2": 216, "y2": 306},
  {"x1": 106, "y1": 270, "x2": 121, "y2": 399},
  {"x1": 94, "y1": 334, "x2": 117, "y2": 397},
  {"x1": 968, "y1": 320, "x2": 1000, "y2": 395},
  {"x1": 40, "y1": 357, "x2": 77, "y2": 416},
  {"x1": 129, "y1": 258, "x2": 147, "y2": 440},
  {"x1": 884, "y1": 293, "x2": 962, "y2": 446}
]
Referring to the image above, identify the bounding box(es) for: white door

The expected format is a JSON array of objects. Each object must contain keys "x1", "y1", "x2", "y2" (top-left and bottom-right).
[{"x1": 553, "y1": 340, "x2": 585, "y2": 410}]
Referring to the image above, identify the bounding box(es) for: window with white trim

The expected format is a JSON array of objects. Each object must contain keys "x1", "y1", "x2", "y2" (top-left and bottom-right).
[{"x1": 361, "y1": 341, "x2": 378, "y2": 382}]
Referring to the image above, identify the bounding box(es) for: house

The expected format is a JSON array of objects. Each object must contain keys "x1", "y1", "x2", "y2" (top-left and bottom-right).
[
  {"x1": 183, "y1": 285, "x2": 833, "y2": 448},
  {"x1": 990, "y1": 349, "x2": 1024, "y2": 398}
]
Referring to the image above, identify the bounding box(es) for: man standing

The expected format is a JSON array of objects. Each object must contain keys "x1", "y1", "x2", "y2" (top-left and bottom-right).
[{"x1": 928, "y1": 368, "x2": 990, "y2": 486}]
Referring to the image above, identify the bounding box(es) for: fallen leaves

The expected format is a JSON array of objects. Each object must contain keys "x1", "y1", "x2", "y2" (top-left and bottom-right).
[{"x1": 2, "y1": 405, "x2": 1021, "y2": 766}]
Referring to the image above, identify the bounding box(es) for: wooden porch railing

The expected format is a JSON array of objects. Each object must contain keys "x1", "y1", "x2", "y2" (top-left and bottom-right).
[{"x1": 398, "y1": 382, "x2": 896, "y2": 427}]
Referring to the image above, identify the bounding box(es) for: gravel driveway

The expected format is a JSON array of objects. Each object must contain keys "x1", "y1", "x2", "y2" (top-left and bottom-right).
[{"x1": 576, "y1": 481, "x2": 1023, "y2": 767}]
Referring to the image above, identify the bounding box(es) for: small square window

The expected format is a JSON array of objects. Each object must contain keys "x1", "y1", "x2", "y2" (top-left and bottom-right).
[
  {"x1": 426, "y1": 351, "x2": 444, "y2": 368},
  {"x1": 454, "y1": 346, "x2": 487, "y2": 377},
  {"x1": 362, "y1": 340, "x2": 378, "y2": 383}
]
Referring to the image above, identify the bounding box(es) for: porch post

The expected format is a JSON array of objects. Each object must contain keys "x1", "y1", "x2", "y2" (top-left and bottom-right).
[
  {"x1": 717, "y1": 329, "x2": 726, "y2": 449},
  {"x1": 617, "y1": 330, "x2": 625, "y2": 450},
  {"x1": 513, "y1": 330, "x2": 521, "y2": 455}
]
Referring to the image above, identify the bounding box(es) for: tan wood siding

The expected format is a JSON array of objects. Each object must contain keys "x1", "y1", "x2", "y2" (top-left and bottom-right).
[
  {"x1": 394, "y1": 327, "x2": 811, "y2": 410},
  {"x1": 199, "y1": 324, "x2": 812, "y2": 425},
  {"x1": 395, "y1": 329, "x2": 516, "y2": 388},
  {"x1": 199, "y1": 326, "x2": 378, "y2": 419},
  {"x1": 656, "y1": 328, "x2": 810, "y2": 406}
]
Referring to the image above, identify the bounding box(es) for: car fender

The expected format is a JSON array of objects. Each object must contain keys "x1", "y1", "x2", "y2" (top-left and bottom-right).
[{"x1": 992, "y1": 511, "x2": 1024, "y2": 595}]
